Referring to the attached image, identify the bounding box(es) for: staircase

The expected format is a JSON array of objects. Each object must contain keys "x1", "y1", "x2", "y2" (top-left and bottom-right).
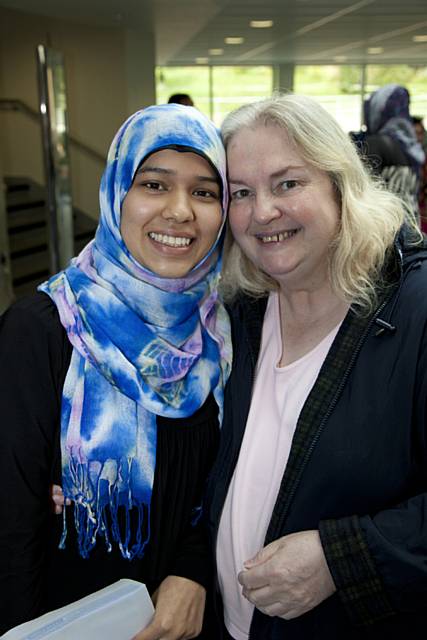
[{"x1": 5, "y1": 176, "x2": 97, "y2": 298}]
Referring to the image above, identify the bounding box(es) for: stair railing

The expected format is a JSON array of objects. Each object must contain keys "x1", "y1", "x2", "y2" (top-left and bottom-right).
[{"x1": 0, "y1": 98, "x2": 106, "y2": 166}]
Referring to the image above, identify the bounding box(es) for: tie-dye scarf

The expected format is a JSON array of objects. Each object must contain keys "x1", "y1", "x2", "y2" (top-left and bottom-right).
[{"x1": 39, "y1": 104, "x2": 232, "y2": 559}]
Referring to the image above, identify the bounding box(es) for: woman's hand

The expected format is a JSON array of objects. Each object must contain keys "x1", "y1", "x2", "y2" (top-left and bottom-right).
[
  {"x1": 49, "y1": 484, "x2": 70, "y2": 514},
  {"x1": 238, "y1": 530, "x2": 336, "y2": 620},
  {"x1": 132, "y1": 575, "x2": 206, "y2": 640}
]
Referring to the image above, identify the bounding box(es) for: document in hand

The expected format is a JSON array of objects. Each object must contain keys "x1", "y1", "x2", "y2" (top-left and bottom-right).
[{"x1": 1, "y1": 579, "x2": 154, "y2": 640}]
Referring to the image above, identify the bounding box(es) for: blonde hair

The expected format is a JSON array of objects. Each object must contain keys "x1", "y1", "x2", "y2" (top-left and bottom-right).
[{"x1": 221, "y1": 94, "x2": 416, "y2": 314}]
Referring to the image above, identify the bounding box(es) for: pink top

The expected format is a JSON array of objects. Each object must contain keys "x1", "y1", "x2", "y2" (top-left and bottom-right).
[{"x1": 216, "y1": 292, "x2": 341, "y2": 640}]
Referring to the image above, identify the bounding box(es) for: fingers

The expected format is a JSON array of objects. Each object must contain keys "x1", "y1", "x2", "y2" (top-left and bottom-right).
[
  {"x1": 243, "y1": 539, "x2": 279, "y2": 569},
  {"x1": 242, "y1": 583, "x2": 273, "y2": 607},
  {"x1": 50, "y1": 484, "x2": 71, "y2": 515},
  {"x1": 132, "y1": 618, "x2": 163, "y2": 640},
  {"x1": 242, "y1": 584, "x2": 302, "y2": 620},
  {"x1": 133, "y1": 576, "x2": 205, "y2": 640},
  {"x1": 238, "y1": 566, "x2": 269, "y2": 590}
]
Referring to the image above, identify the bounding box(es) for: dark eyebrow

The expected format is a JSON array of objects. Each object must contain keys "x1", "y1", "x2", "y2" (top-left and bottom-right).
[
  {"x1": 197, "y1": 176, "x2": 221, "y2": 186},
  {"x1": 137, "y1": 165, "x2": 174, "y2": 175},
  {"x1": 136, "y1": 165, "x2": 220, "y2": 185}
]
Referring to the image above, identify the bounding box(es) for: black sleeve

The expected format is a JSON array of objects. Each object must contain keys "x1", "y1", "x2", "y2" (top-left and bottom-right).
[
  {"x1": 169, "y1": 512, "x2": 213, "y2": 590},
  {"x1": 319, "y1": 320, "x2": 427, "y2": 627},
  {"x1": 0, "y1": 294, "x2": 71, "y2": 634},
  {"x1": 319, "y1": 493, "x2": 427, "y2": 627},
  {"x1": 155, "y1": 393, "x2": 220, "y2": 591}
]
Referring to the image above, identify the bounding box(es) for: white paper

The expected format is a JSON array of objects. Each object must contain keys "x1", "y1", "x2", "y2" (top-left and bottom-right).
[{"x1": 2, "y1": 579, "x2": 154, "y2": 640}]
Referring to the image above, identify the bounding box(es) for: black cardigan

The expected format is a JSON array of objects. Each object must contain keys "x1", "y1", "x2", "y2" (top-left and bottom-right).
[
  {"x1": 205, "y1": 237, "x2": 427, "y2": 639},
  {"x1": 0, "y1": 292, "x2": 219, "y2": 635}
]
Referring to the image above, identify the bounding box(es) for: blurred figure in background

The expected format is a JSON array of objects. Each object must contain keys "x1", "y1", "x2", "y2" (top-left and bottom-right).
[
  {"x1": 351, "y1": 84, "x2": 425, "y2": 225},
  {"x1": 412, "y1": 115, "x2": 427, "y2": 232},
  {"x1": 168, "y1": 93, "x2": 195, "y2": 107}
]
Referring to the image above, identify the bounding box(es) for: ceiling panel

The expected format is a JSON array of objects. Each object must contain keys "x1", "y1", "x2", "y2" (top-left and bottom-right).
[{"x1": 0, "y1": 0, "x2": 426, "y2": 65}]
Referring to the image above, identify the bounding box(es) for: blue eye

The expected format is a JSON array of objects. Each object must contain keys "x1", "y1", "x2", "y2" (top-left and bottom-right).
[
  {"x1": 231, "y1": 188, "x2": 251, "y2": 201},
  {"x1": 280, "y1": 180, "x2": 298, "y2": 191}
]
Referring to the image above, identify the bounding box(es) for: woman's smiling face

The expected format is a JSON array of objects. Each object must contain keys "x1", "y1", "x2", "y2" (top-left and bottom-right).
[
  {"x1": 120, "y1": 148, "x2": 223, "y2": 278},
  {"x1": 227, "y1": 124, "x2": 341, "y2": 292}
]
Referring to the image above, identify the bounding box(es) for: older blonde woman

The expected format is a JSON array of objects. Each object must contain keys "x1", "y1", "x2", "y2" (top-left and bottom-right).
[{"x1": 205, "y1": 94, "x2": 427, "y2": 639}]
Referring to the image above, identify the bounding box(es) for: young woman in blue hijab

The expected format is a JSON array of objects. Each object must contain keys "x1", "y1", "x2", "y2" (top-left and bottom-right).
[{"x1": 0, "y1": 104, "x2": 231, "y2": 639}]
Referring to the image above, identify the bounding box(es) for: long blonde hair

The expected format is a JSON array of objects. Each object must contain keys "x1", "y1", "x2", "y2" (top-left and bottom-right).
[{"x1": 221, "y1": 94, "x2": 414, "y2": 314}]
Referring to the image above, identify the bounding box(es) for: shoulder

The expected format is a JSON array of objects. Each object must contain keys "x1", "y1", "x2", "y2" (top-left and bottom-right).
[
  {"x1": 366, "y1": 134, "x2": 409, "y2": 167},
  {"x1": 0, "y1": 291, "x2": 71, "y2": 369},
  {"x1": 226, "y1": 292, "x2": 268, "y2": 325},
  {"x1": 1, "y1": 291, "x2": 62, "y2": 337}
]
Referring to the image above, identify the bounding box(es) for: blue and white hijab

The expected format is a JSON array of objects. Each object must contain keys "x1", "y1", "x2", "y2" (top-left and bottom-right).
[{"x1": 39, "y1": 104, "x2": 232, "y2": 559}]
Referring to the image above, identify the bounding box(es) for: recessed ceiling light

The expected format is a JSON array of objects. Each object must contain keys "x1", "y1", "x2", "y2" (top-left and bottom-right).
[
  {"x1": 250, "y1": 20, "x2": 274, "y2": 28},
  {"x1": 413, "y1": 35, "x2": 427, "y2": 43},
  {"x1": 209, "y1": 48, "x2": 224, "y2": 55},
  {"x1": 225, "y1": 37, "x2": 244, "y2": 45},
  {"x1": 367, "y1": 47, "x2": 384, "y2": 54},
  {"x1": 195, "y1": 57, "x2": 209, "y2": 64},
  {"x1": 333, "y1": 55, "x2": 348, "y2": 62}
]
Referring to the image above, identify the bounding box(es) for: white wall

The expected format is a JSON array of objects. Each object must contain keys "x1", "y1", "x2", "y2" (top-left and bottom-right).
[{"x1": 0, "y1": 7, "x2": 155, "y2": 220}]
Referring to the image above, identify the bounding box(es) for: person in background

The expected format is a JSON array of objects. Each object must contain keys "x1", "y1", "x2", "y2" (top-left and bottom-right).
[
  {"x1": 412, "y1": 115, "x2": 427, "y2": 232},
  {"x1": 350, "y1": 83, "x2": 425, "y2": 225},
  {"x1": 168, "y1": 93, "x2": 195, "y2": 107},
  {"x1": 0, "y1": 103, "x2": 231, "y2": 640},
  {"x1": 205, "y1": 93, "x2": 427, "y2": 639}
]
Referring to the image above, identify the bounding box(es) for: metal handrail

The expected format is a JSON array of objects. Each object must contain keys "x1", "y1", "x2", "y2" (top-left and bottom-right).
[{"x1": 0, "y1": 98, "x2": 106, "y2": 166}]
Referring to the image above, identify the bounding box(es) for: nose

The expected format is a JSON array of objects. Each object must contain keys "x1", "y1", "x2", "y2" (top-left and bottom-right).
[
  {"x1": 252, "y1": 191, "x2": 282, "y2": 225},
  {"x1": 162, "y1": 189, "x2": 194, "y2": 223}
]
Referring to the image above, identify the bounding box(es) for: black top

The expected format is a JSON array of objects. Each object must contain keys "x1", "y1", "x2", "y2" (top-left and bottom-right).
[
  {"x1": 0, "y1": 292, "x2": 219, "y2": 635},
  {"x1": 357, "y1": 133, "x2": 410, "y2": 172}
]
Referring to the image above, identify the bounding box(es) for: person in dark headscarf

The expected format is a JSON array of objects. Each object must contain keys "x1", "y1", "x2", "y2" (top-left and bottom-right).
[
  {"x1": 351, "y1": 83, "x2": 425, "y2": 225},
  {"x1": 412, "y1": 115, "x2": 427, "y2": 232}
]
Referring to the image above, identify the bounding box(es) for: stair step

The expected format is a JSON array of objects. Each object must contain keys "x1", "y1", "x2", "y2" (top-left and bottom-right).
[
  {"x1": 8, "y1": 227, "x2": 48, "y2": 253},
  {"x1": 5, "y1": 176, "x2": 98, "y2": 299},
  {"x1": 8, "y1": 208, "x2": 47, "y2": 231}
]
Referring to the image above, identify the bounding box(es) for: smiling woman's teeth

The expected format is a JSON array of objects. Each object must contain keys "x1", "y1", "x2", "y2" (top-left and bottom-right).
[
  {"x1": 260, "y1": 230, "x2": 297, "y2": 243},
  {"x1": 149, "y1": 232, "x2": 192, "y2": 247}
]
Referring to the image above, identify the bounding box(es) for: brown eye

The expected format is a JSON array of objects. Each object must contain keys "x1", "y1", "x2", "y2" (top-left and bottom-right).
[
  {"x1": 194, "y1": 189, "x2": 219, "y2": 199},
  {"x1": 142, "y1": 181, "x2": 165, "y2": 191}
]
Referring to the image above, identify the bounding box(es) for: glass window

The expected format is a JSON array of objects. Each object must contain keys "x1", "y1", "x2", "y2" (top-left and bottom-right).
[
  {"x1": 155, "y1": 67, "x2": 210, "y2": 117},
  {"x1": 294, "y1": 65, "x2": 364, "y2": 133},
  {"x1": 155, "y1": 65, "x2": 273, "y2": 125},
  {"x1": 365, "y1": 65, "x2": 427, "y2": 121},
  {"x1": 156, "y1": 64, "x2": 427, "y2": 133},
  {"x1": 211, "y1": 66, "x2": 273, "y2": 126}
]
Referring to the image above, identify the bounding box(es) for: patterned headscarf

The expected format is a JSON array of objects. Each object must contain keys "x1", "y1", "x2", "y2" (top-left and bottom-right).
[
  {"x1": 364, "y1": 84, "x2": 425, "y2": 169},
  {"x1": 39, "y1": 104, "x2": 232, "y2": 559}
]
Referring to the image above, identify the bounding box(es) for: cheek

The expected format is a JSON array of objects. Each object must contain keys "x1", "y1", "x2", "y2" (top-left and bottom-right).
[
  {"x1": 201, "y1": 208, "x2": 223, "y2": 245},
  {"x1": 228, "y1": 206, "x2": 248, "y2": 238}
]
